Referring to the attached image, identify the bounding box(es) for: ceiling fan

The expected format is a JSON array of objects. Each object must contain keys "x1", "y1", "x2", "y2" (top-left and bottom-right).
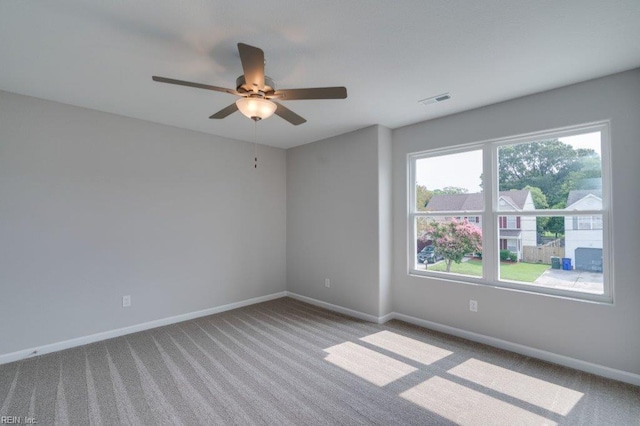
[{"x1": 152, "y1": 43, "x2": 348, "y2": 125}]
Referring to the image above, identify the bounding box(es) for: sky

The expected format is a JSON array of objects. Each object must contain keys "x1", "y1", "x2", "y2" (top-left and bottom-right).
[{"x1": 415, "y1": 131, "x2": 601, "y2": 192}]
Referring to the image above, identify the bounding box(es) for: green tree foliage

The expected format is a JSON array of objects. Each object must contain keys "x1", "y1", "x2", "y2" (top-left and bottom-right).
[
  {"x1": 523, "y1": 185, "x2": 549, "y2": 209},
  {"x1": 498, "y1": 139, "x2": 600, "y2": 207},
  {"x1": 416, "y1": 184, "x2": 433, "y2": 211},
  {"x1": 524, "y1": 185, "x2": 549, "y2": 233},
  {"x1": 433, "y1": 186, "x2": 469, "y2": 195},
  {"x1": 546, "y1": 217, "x2": 565, "y2": 237},
  {"x1": 419, "y1": 219, "x2": 482, "y2": 272},
  {"x1": 560, "y1": 150, "x2": 602, "y2": 195},
  {"x1": 546, "y1": 202, "x2": 566, "y2": 237}
]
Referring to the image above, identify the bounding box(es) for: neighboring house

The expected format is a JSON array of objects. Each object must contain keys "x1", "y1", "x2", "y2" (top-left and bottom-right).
[
  {"x1": 425, "y1": 189, "x2": 536, "y2": 260},
  {"x1": 564, "y1": 189, "x2": 603, "y2": 272}
]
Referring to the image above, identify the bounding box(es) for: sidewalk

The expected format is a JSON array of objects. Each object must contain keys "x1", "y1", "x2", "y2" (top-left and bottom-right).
[{"x1": 533, "y1": 268, "x2": 603, "y2": 294}]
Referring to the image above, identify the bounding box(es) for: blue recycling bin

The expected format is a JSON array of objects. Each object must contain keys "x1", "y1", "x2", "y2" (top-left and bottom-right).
[{"x1": 562, "y1": 257, "x2": 572, "y2": 271}]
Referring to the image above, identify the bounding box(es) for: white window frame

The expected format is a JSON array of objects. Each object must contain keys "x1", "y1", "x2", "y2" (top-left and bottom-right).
[{"x1": 408, "y1": 121, "x2": 612, "y2": 303}]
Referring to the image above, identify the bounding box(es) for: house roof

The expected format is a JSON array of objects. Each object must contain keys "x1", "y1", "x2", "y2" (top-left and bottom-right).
[
  {"x1": 567, "y1": 189, "x2": 602, "y2": 206},
  {"x1": 426, "y1": 189, "x2": 530, "y2": 211}
]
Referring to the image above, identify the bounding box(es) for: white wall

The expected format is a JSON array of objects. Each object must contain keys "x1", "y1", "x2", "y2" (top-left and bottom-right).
[
  {"x1": 391, "y1": 69, "x2": 640, "y2": 375},
  {"x1": 286, "y1": 125, "x2": 391, "y2": 317},
  {"x1": 0, "y1": 91, "x2": 287, "y2": 356}
]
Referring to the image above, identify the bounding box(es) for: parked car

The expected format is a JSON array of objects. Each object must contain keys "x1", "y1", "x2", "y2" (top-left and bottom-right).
[{"x1": 417, "y1": 245, "x2": 443, "y2": 264}]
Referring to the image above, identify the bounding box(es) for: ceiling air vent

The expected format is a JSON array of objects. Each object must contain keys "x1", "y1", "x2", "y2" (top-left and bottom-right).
[{"x1": 419, "y1": 93, "x2": 451, "y2": 106}]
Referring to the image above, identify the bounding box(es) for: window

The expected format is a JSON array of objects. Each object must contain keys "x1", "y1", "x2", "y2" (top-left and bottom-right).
[
  {"x1": 409, "y1": 122, "x2": 611, "y2": 302},
  {"x1": 466, "y1": 216, "x2": 480, "y2": 224},
  {"x1": 411, "y1": 150, "x2": 483, "y2": 278},
  {"x1": 573, "y1": 215, "x2": 603, "y2": 230}
]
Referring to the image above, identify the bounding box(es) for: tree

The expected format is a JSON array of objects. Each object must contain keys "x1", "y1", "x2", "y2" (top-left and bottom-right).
[
  {"x1": 546, "y1": 202, "x2": 566, "y2": 237},
  {"x1": 523, "y1": 185, "x2": 548, "y2": 209},
  {"x1": 523, "y1": 185, "x2": 549, "y2": 233},
  {"x1": 416, "y1": 184, "x2": 433, "y2": 211},
  {"x1": 419, "y1": 219, "x2": 482, "y2": 272},
  {"x1": 433, "y1": 186, "x2": 469, "y2": 195},
  {"x1": 546, "y1": 217, "x2": 565, "y2": 237},
  {"x1": 560, "y1": 150, "x2": 602, "y2": 195},
  {"x1": 498, "y1": 139, "x2": 599, "y2": 207}
]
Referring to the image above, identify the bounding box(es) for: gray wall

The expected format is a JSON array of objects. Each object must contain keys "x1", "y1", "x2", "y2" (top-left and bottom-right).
[
  {"x1": 0, "y1": 91, "x2": 287, "y2": 355},
  {"x1": 287, "y1": 125, "x2": 391, "y2": 317},
  {"x1": 3, "y1": 69, "x2": 639, "y2": 377},
  {"x1": 377, "y1": 126, "x2": 393, "y2": 317},
  {"x1": 391, "y1": 69, "x2": 640, "y2": 374}
]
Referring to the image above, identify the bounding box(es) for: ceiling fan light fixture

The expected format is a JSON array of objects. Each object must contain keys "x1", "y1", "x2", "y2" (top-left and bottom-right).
[{"x1": 236, "y1": 97, "x2": 277, "y2": 121}]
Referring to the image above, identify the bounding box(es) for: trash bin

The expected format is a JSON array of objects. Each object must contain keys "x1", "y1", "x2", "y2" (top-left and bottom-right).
[
  {"x1": 562, "y1": 257, "x2": 572, "y2": 271},
  {"x1": 551, "y1": 256, "x2": 561, "y2": 269}
]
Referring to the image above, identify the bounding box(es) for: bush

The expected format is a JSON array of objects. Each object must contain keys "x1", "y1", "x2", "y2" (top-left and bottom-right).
[
  {"x1": 500, "y1": 250, "x2": 511, "y2": 261},
  {"x1": 508, "y1": 252, "x2": 518, "y2": 262}
]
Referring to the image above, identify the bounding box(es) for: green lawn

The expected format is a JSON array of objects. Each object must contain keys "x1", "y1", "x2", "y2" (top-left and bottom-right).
[
  {"x1": 428, "y1": 259, "x2": 483, "y2": 276},
  {"x1": 500, "y1": 262, "x2": 550, "y2": 282},
  {"x1": 427, "y1": 259, "x2": 549, "y2": 282}
]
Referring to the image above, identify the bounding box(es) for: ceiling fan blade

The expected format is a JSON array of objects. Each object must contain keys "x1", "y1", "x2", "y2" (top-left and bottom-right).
[
  {"x1": 152, "y1": 76, "x2": 239, "y2": 95},
  {"x1": 273, "y1": 102, "x2": 306, "y2": 125},
  {"x1": 237, "y1": 43, "x2": 265, "y2": 92},
  {"x1": 271, "y1": 87, "x2": 347, "y2": 100},
  {"x1": 209, "y1": 102, "x2": 239, "y2": 119}
]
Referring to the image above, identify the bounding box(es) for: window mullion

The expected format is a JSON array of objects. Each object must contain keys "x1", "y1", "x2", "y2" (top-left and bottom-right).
[{"x1": 483, "y1": 145, "x2": 497, "y2": 283}]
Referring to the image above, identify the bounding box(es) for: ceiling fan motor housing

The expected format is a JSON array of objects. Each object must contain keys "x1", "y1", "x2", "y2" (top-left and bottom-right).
[{"x1": 236, "y1": 75, "x2": 275, "y2": 96}]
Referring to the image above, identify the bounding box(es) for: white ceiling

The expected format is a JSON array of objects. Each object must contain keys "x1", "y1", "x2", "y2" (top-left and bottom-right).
[{"x1": 1, "y1": 1, "x2": 639, "y2": 149}]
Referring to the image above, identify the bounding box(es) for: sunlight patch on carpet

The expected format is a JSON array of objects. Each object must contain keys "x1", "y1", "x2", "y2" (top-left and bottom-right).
[
  {"x1": 324, "y1": 341, "x2": 417, "y2": 386},
  {"x1": 360, "y1": 331, "x2": 453, "y2": 365},
  {"x1": 447, "y1": 358, "x2": 583, "y2": 415},
  {"x1": 400, "y1": 376, "x2": 556, "y2": 425}
]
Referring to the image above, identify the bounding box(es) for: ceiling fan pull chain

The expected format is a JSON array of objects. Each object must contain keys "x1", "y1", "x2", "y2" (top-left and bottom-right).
[{"x1": 254, "y1": 120, "x2": 258, "y2": 169}]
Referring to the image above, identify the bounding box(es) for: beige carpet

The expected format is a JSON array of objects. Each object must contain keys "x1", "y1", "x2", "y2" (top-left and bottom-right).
[{"x1": 1, "y1": 297, "x2": 638, "y2": 425}]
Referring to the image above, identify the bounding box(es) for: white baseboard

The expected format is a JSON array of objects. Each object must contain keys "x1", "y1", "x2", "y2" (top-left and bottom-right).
[
  {"x1": 378, "y1": 312, "x2": 395, "y2": 324},
  {"x1": 283, "y1": 292, "x2": 640, "y2": 387},
  {"x1": 286, "y1": 292, "x2": 381, "y2": 323},
  {"x1": 0, "y1": 291, "x2": 287, "y2": 366},
  {"x1": 390, "y1": 312, "x2": 640, "y2": 387}
]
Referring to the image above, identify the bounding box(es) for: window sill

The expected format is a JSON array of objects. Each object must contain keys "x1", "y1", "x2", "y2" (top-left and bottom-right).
[{"x1": 408, "y1": 269, "x2": 613, "y2": 305}]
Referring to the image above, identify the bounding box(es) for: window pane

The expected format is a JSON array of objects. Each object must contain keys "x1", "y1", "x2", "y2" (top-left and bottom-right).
[
  {"x1": 499, "y1": 215, "x2": 603, "y2": 295},
  {"x1": 416, "y1": 150, "x2": 483, "y2": 212},
  {"x1": 415, "y1": 216, "x2": 483, "y2": 277},
  {"x1": 498, "y1": 132, "x2": 602, "y2": 211}
]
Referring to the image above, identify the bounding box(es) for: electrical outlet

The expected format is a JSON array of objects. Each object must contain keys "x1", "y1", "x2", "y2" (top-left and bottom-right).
[
  {"x1": 123, "y1": 295, "x2": 131, "y2": 307},
  {"x1": 325, "y1": 278, "x2": 331, "y2": 288},
  {"x1": 469, "y1": 299, "x2": 478, "y2": 312}
]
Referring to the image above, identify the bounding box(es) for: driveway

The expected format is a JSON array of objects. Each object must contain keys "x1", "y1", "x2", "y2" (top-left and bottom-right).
[{"x1": 533, "y1": 268, "x2": 603, "y2": 294}]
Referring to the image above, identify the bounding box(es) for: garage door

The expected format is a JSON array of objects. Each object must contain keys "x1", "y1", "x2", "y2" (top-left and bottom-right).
[{"x1": 575, "y1": 247, "x2": 603, "y2": 272}]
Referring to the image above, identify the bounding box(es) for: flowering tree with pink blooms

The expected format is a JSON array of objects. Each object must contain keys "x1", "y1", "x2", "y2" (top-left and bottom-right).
[{"x1": 419, "y1": 219, "x2": 482, "y2": 272}]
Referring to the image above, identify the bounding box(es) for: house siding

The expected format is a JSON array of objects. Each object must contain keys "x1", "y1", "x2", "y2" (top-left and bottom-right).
[{"x1": 564, "y1": 195, "x2": 603, "y2": 267}]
